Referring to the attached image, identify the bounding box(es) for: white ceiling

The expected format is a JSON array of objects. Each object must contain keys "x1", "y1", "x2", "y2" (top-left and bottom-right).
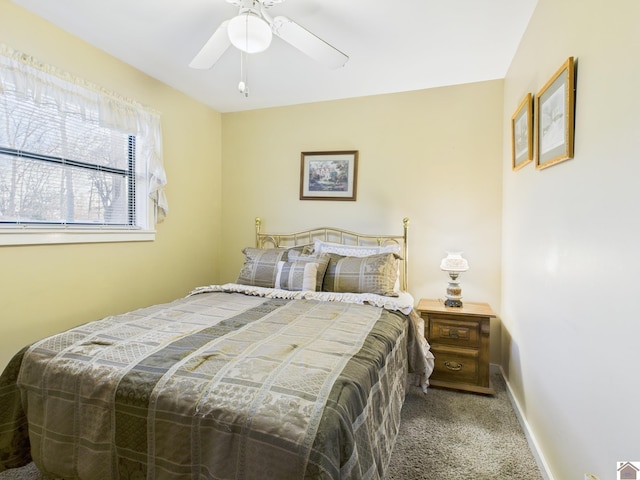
[{"x1": 12, "y1": 0, "x2": 537, "y2": 113}]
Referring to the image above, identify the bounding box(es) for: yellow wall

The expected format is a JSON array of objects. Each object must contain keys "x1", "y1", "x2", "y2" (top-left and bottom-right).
[
  {"x1": 502, "y1": 0, "x2": 640, "y2": 478},
  {"x1": 0, "y1": 2, "x2": 223, "y2": 369},
  {"x1": 220, "y1": 83, "x2": 504, "y2": 361}
]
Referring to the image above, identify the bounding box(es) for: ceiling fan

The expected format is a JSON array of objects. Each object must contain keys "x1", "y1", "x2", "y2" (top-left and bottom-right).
[{"x1": 189, "y1": 0, "x2": 349, "y2": 73}]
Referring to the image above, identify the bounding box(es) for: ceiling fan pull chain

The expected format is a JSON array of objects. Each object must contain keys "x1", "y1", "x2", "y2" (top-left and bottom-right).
[
  {"x1": 239, "y1": 51, "x2": 249, "y2": 97},
  {"x1": 239, "y1": 16, "x2": 250, "y2": 97}
]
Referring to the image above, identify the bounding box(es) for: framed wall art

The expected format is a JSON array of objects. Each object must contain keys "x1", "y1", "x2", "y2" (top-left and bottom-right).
[
  {"x1": 300, "y1": 150, "x2": 358, "y2": 201},
  {"x1": 511, "y1": 92, "x2": 533, "y2": 171},
  {"x1": 535, "y1": 56, "x2": 576, "y2": 170}
]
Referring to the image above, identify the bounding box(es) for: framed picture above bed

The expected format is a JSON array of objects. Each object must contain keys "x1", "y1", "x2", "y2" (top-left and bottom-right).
[
  {"x1": 511, "y1": 93, "x2": 533, "y2": 171},
  {"x1": 535, "y1": 56, "x2": 576, "y2": 170},
  {"x1": 300, "y1": 150, "x2": 358, "y2": 201}
]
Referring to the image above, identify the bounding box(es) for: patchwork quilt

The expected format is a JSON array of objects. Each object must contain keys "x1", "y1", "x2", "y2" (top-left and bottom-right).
[{"x1": 0, "y1": 289, "x2": 431, "y2": 479}]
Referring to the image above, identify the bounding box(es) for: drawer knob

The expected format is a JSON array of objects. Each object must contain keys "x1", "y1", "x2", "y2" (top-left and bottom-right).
[{"x1": 444, "y1": 361, "x2": 463, "y2": 371}]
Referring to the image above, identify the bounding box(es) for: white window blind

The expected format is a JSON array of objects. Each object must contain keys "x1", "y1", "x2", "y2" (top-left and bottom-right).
[
  {"x1": 0, "y1": 44, "x2": 167, "y2": 244},
  {"x1": 0, "y1": 93, "x2": 136, "y2": 225}
]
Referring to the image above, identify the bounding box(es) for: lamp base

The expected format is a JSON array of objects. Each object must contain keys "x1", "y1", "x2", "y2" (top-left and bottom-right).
[
  {"x1": 444, "y1": 273, "x2": 464, "y2": 307},
  {"x1": 444, "y1": 298, "x2": 463, "y2": 308}
]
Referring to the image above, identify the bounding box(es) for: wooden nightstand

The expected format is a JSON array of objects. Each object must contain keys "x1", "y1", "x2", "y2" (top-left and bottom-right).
[{"x1": 417, "y1": 298, "x2": 496, "y2": 395}]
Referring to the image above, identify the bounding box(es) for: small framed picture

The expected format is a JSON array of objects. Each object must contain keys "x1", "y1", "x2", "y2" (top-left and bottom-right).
[
  {"x1": 300, "y1": 151, "x2": 358, "y2": 201},
  {"x1": 535, "y1": 57, "x2": 576, "y2": 170},
  {"x1": 511, "y1": 93, "x2": 533, "y2": 171}
]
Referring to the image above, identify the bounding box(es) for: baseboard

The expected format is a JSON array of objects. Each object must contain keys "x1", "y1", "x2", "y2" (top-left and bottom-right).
[{"x1": 491, "y1": 364, "x2": 555, "y2": 480}]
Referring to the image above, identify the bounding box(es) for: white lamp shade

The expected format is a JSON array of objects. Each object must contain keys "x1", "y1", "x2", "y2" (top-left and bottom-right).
[
  {"x1": 228, "y1": 13, "x2": 273, "y2": 53},
  {"x1": 440, "y1": 252, "x2": 469, "y2": 272}
]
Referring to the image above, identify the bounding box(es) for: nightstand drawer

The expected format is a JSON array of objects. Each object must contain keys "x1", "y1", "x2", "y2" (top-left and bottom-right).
[
  {"x1": 431, "y1": 346, "x2": 479, "y2": 385},
  {"x1": 428, "y1": 315, "x2": 479, "y2": 348}
]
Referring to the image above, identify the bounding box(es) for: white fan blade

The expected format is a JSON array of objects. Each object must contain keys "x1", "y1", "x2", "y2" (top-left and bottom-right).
[
  {"x1": 271, "y1": 16, "x2": 348, "y2": 69},
  {"x1": 189, "y1": 20, "x2": 231, "y2": 69}
]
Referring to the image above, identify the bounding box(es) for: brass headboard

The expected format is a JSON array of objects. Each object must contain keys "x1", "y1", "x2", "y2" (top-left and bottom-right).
[{"x1": 255, "y1": 217, "x2": 410, "y2": 291}]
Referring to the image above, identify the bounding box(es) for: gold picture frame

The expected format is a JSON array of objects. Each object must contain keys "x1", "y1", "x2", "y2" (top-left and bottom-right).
[
  {"x1": 511, "y1": 93, "x2": 533, "y2": 171},
  {"x1": 300, "y1": 150, "x2": 358, "y2": 201},
  {"x1": 535, "y1": 57, "x2": 576, "y2": 170}
]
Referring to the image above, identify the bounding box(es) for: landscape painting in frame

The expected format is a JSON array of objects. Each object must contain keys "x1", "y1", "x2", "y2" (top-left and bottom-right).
[
  {"x1": 535, "y1": 56, "x2": 576, "y2": 169},
  {"x1": 300, "y1": 151, "x2": 358, "y2": 201}
]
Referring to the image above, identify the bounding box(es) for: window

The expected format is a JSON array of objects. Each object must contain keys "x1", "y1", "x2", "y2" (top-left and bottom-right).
[
  {"x1": 0, "y1": 96, "x2": 137, "y2": 227},
  {"x1": 0, "y1": 44, "x2": 167, "y2": 246}
]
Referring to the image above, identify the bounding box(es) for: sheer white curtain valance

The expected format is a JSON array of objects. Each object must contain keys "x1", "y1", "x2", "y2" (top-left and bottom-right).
[{"x1": 0, "y1": 43, "x2": 168, "y2": 223}]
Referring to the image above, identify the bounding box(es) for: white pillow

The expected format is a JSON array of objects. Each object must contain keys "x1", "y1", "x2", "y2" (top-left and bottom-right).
[{"x1": 313, "y1": 239, "x2": 401, "y2": 258}]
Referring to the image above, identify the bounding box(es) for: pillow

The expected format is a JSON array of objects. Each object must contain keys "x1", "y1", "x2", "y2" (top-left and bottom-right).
[
  {"x1": 236, "y1": 248, "x2": 288, "y2": 288},
  {"x1": 322, "y1": 252, "x2": 400, "y2": 297},
  {"x1": 283, "y1": 244, "x2": 315, "y2": 258},
  {"x1": 313, "y1": 239, "x2": 402, "y2": 258},
  {"x1": 275, "y1": 261, "x2": 319, "y2": 291},
  {"x1": 314, "y1": 240, "x2": 403, "y2": 292},
  {"x1": 286, "y1": 250, "x2": 330, "y2": 291}
]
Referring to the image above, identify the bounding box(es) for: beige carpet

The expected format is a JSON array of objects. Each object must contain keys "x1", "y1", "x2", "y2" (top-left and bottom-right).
[
  {"x1": 385, "y1": 372, "x2": 544, "y2": 479},
  {"x1": 0, "y1": 373, "x2": 543, "y2": 480}
]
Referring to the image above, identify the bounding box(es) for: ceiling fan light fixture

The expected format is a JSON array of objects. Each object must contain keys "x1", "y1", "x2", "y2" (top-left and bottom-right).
[{"x1": 227, "y1": 12, "x2": 273, "y2": 54}]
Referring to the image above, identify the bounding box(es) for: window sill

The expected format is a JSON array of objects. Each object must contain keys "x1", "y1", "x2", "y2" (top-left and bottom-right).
[{"x1": 0, "y1": 227, "x2": 156, "y2": 246}]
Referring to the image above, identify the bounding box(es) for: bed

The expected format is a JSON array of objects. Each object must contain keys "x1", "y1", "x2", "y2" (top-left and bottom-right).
[{"x1": 0, "y1": 218, "x2": 434, "y2": 479}]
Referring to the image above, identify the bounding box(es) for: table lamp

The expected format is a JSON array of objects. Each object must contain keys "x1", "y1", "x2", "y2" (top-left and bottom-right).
[{"x1": 440, "y1": 252, "x2": 469, "y2": 307}]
